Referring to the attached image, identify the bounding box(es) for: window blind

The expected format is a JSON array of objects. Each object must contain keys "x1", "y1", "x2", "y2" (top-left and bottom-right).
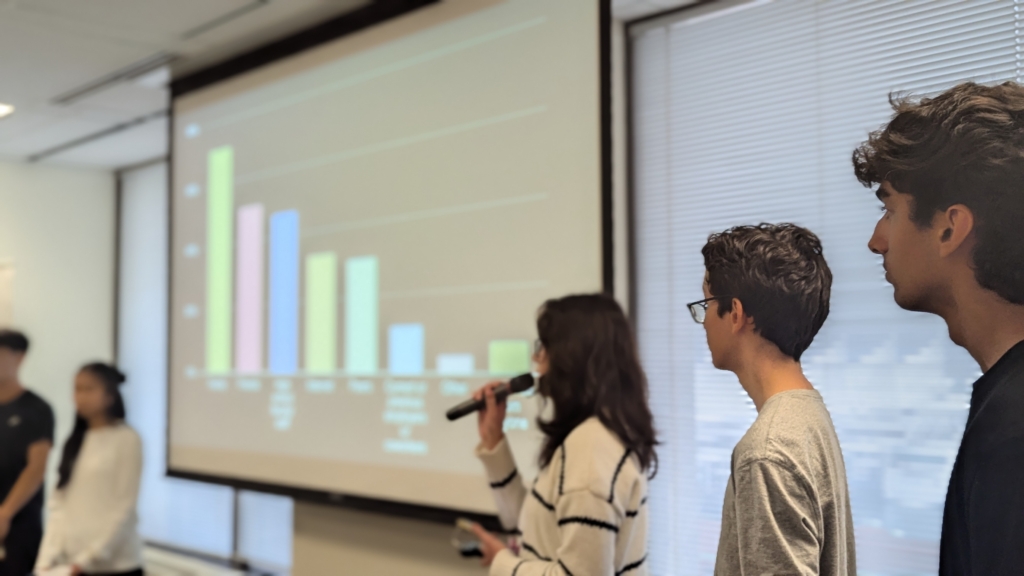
[{"x1": 630, "y1": 1, "x2": 1021, "y2": 574}]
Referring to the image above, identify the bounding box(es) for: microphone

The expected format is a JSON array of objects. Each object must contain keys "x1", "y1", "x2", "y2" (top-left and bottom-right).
[{"x1": 445, "y1": 373, "x2": 535, "y2": 421}]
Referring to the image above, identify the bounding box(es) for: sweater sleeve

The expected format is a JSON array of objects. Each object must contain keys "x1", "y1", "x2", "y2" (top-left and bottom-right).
[
  {"x1": 73, "y1": 430, "x2": 142, "y2": 570},
  {"x1": 476, "y1": 437, "x2": 528, "y2": 532},
  {"x1": 34, "y1": 491, "x2": 67, "y2": 571},
  {"x1": 490, "y1": 488, "x2": 621, "y2": 576}
]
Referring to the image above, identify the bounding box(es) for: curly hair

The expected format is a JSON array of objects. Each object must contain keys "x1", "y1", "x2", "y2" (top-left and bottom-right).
[
  {"x1": 852, "y1": 81, "x2": 1024, "y2": 304},
  {"x1": 702, "y1": 224, "x2": 832, "y2": 361}
]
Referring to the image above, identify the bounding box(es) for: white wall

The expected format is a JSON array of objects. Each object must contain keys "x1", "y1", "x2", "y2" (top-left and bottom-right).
[{"x1": 0, "y1": 159, "x2": 116, "y2": 487}]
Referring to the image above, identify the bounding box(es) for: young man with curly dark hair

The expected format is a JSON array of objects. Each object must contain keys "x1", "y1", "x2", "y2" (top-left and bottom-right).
[
  {"x1": 694, "y1": 224, "x2": 855, "y2": 576},
  {"x1": 854, "y1": 81, "x2": 1024, "y2": 575}
]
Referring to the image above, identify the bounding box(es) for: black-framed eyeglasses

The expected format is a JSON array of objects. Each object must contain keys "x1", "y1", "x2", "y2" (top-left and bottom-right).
[
  {"x1": 533, "y1": 338, "x2": 545, "y2": 356},
  {"x1": 686, "y1": 296, "x2": 730, "y2": 324}
]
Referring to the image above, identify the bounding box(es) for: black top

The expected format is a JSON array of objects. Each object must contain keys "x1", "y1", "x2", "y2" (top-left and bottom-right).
[
  {"x1": 0, "y1": 389, "x2": 54, "y2": 529},
  {"x1": 940, "y1": 340, "x2": 1024, "y2": 575}
]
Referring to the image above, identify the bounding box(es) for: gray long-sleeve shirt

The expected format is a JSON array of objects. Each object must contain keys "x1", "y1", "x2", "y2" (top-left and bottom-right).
[{"x1": 714, "y1": 389, "x2": 856, "y2": 576}]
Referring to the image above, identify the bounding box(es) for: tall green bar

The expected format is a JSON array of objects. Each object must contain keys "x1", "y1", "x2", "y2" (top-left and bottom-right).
[
  {"x1": 345, "y1": 256, "x2": 379, "y2": 375},
  {"x1": 305, "y1": 252, "x2": 337, "y2": 374},
  {"x1": 206, "y1": 146, "x2": 234, "y2": 374},
  {"x1": 489, "y1": 340, "x2": 531, "y2": 375}
]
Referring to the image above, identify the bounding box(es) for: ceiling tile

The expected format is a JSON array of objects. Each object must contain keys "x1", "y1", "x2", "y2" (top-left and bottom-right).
[
  {"x1": 7, "y1": 0, "x2": 254, "y2": 46},
  {"x1": 42, "y1": 115, "x2": 168, "y2": 169}
]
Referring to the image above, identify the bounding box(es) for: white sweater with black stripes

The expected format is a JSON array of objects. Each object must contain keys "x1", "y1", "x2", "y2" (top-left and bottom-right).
[{"x1": 476, "y1": 417, "x2": 649, "y2": 576}]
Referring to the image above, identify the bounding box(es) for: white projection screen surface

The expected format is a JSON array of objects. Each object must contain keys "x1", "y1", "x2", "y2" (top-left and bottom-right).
[{"x1": 169, "y1": 0, "x2": 605, "y2": 514}]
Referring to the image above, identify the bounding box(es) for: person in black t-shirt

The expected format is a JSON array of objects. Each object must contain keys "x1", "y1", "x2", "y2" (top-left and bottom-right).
[
  {"x1": 853, "y1": 82, "x2": 1024, "y2": 575},
  {"x1": 0, "y1": 330, "x2": 54, "y2": 576}
]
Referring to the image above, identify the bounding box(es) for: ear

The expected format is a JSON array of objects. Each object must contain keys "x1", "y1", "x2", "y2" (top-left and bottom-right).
[
  {"x1": 728, "y1": 298, "x2": 753, "y2": 334},
  {"x1": 936, "y1": 204, "x2": 975, "y2": 258}
]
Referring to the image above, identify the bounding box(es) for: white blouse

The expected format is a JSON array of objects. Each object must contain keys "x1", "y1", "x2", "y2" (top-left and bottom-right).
[
  {"x1": 477, "y1": 417, "x2": 650, "y2": 576},
  {"x1": 36, "y1": 423, "x2": 143, "y2": 573}
]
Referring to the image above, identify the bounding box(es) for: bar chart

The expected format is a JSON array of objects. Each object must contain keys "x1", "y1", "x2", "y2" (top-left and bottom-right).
[
  {"x1": 167, "y1": 0, "x2": 604, "y2": 512},
  {"x1": 198, "y1": 145, "x2": 535, "y2": 451}
]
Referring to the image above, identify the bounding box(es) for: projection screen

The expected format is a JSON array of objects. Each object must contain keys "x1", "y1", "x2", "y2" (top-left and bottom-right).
[{"x1": 168, "y1": 0, "x2": 606, "y2": 514}]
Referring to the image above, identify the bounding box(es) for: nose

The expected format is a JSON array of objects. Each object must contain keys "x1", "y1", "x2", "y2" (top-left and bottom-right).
[{"x1": 868, "y1": 218, "x2": 887, "y2": 255}]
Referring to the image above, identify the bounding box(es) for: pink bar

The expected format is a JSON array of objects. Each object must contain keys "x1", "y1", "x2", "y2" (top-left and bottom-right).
[{"x1": 235, "y1": 204, "x2": 264, "y2": 373}]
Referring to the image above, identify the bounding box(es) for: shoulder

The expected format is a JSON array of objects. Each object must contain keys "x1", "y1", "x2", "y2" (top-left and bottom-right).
[
  {"x1": 972, "y1": 434, "x2": 1024, "y2": 477},
  {"x1": 106, "y1": 423, "x2": 142, "y2": 451},
  {"x1": 19, "y1": 390, "x2": 54, "y2": 416},
  {"x1": 973, "y1": 369, "x2": 1024, "y2": 439},
  {"x1": 559, "y1": 418, "x2": 644, "y2": 499},
  {"x1": 17, "y1": 391, "x2": 54, "y2": 435},
  {"x1": 114, "y1": 423, "x2": 141, "y2": 442},
  {"x1": 562, "y1": 417, "x2": 625, "y2": 461},
  {"x1": 733, "y1": 390, "x2": 833, "y2": 470}
]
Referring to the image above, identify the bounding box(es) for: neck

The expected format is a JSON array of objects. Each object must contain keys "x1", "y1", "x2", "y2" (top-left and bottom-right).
[
  {"x1": 0, "y1": 376, "x2": 23, "y2": 403},
  {"x1": 939, "y1": 282, "x2": 1024, "y2": 372},
  {"x1": 87, "y1": 415, "x2": 113, "y2": 429},
  {"x1": 730, "y1": 343, "x2": 814, "y2": 411}
]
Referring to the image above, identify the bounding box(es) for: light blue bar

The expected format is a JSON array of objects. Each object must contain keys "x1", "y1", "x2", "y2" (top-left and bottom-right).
[
  {"x1": 437, "y1": 353, "x2": 475, "y2": 375},
  {"x1": 268, "y1": 210, "x2": 299, "y2": 374},
  {"x1": 388, "y1": 324, "x2": 424, "y2": 375}
]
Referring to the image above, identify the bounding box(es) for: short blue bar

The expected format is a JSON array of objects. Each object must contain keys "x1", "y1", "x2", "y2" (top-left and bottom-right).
[{"x1": 388, "y1": 323, "x2": 425, "y2": 376}]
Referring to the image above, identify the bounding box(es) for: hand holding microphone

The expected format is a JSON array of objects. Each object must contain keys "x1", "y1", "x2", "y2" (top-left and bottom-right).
[
  {"x1": 475, "y1": 382, "x2": 507, "y2": 451},
  {"x1": 444, "y1": 373, "x2": 534, "y2": 449}
]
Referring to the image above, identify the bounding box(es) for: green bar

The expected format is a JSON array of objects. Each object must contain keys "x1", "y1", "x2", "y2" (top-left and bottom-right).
[
  {"x1": 489, "y1": 340, "x2": 531, "y2": 375},
  {"x1": 206, "y1": 146, "x2": 233, "y2": 374},
  {"x1": 305, "y1": 252, "x2": 337, "y2": 374},
  {"x1": 345, "y1": 256, "x2": 379, "y2": 375}
]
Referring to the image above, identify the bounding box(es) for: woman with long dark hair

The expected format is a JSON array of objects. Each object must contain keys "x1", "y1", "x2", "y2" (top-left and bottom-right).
[
  {"x1": 35, "y1": 363, "x2": 142, "y2": 576},
  {"x1": 470, "y1": 294, "x2": 656, "y2": 576}
]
